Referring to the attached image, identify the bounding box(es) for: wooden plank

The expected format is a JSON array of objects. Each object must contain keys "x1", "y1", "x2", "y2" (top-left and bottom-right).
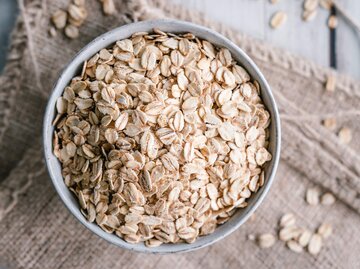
[
  {"x1": 336, "y1": 0, "x2": 360, "y2": 80},
  {"x1": 170, "y1": 0, "x2": 265, "y2": 39},
  {"x1": 171, "y1": 0, "x2": 331, "y2": 69}
]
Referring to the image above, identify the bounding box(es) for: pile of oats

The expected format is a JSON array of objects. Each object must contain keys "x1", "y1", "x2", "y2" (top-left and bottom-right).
[{"x1": 53, "y1": 29, "x2": 272, "y2": 246}]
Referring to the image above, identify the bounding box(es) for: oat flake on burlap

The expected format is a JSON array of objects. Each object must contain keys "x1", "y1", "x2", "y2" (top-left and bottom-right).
[{"x1": 0, "y1": 0, "x2": 359, "y2": 268}]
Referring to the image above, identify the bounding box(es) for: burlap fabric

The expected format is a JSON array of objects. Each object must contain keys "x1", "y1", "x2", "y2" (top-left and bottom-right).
[{"x1": 0, "y1": 0, "x2": 359, "y2": 268}]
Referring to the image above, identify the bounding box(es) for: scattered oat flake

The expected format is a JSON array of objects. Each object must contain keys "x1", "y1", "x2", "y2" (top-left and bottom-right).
[
  {"x1": 298, "y1": 229, "x2": 312, "y2": 247},
  {"x1": 280, "y1": 213, "x2": 296, "y2": 228},
  {"x1": 52, "y1": 29, "x2": 272, "y2": 247},
  {"x1": 270, "y1": 11, "x2": 288, "y2": 29},
  {"x1": 304, "y1": 0, "x2": 319, "y2": 11},
  {"x1": 257, "y1": 233, "x2": 276, "y2": 248},
  {"x1": 306, "y1": 187, "x2": 320, "y2": 205},
  {"x1": 308, "y1": 234, "x2": 322, "y2": 255},
  {"x1": 248, "y1": 234, "x2": 256, "y2": 241},
  {"x1": 65, "y1": 24, "x2": 79, "y2": 39},
  {"x1": 49, "y1": 27, "x2": 57, "y2": 37},
  {"x1": 287, "y1": 240, "x2": 303, "y2": 253},
  {"x1": 51, "y1": 9, "x2": 67, "y2": 29},
  {"x1": 68, "y1": 4, "x2": 87, "y2": 23},
  {"x1": 321, "y1": 192, "x2": 336, "y2": 205},
  {"x1": 325, "y1": 75, "x2": 336, "y2": 92},
  {"x1": 317, "y1": 223, "x2": 332, "y2": 238},
  {"x1": 338, "y1": 127, "x2": 352, "y2": 144},
  {"x1": 328, "y1": 15, "x2": 338, "y2": 29},
  {"x1": 101, "y1": 0, "x2": 116, "y2": 15},
  {"x1": 279, "y1": 226, "x2": 302, "y2": 241},
  {"x1": 320, "y1": 0, "x2": 332, "y2": 10},
  {"x1": 322, "y1": 118, "x2": 336, "y2": 131}
]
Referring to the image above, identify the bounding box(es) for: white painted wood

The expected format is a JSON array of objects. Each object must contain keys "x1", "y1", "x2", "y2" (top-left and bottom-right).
[
  {"x1": 171, "y1": 0, "x2": 265, "y2": 39},
  {"x1": 336, "y1": 0, "x2": 360, "y2": 80},
  {"x1": 170, "y1": 0, "x2": 360, "y2": 80}
]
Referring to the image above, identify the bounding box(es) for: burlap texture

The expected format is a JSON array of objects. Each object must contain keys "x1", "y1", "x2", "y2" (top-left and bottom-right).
[{"x1": 0, "y1": 0, "x2": 359, "y2": 268}]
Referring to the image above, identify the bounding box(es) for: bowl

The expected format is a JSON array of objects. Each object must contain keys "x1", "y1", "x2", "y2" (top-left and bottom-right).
[{"x1": 43, "y1": 19, "x2": 281, "y2": 254}]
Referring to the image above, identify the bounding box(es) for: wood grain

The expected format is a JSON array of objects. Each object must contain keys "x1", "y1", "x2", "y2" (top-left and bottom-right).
[{"x1": 171, "y1": 0, "x2": 360, "y2": 80}]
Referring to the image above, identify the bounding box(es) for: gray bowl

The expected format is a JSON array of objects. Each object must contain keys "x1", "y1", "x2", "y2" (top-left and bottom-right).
[{"x1": 43, "y1": 19, "x2": 281, "y2": 254}]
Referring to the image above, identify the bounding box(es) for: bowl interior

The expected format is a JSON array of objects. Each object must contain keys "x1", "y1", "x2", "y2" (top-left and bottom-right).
[{"x1": 43, "y1": 19, "x2": 281, "y2": 254}]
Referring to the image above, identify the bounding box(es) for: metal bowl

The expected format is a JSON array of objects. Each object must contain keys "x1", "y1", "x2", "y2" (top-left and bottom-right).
[{"x1": 43, "y1": 19, "x2": 281, "y2": 254}]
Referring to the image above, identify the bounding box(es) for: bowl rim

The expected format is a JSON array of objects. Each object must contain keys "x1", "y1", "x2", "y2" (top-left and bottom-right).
[{"x1": 43, "y1": 19, "x2": 281, "y2": 254}]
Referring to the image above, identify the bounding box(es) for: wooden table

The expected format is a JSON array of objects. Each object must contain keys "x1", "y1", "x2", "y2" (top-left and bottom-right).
[{"x1": 171, "y1": 0, "x2": 360, "y2": 80}]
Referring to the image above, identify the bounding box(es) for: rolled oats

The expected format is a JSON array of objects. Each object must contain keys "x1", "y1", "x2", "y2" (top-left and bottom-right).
[
  {"x1": 322, "y1": 118, "x2": 336, "y2": 131},
  {"x1": 328, "y1": 15, "x2": 338, "y2": 29},
  {"x1": 100, "y1": 0, "x2": 116, "y2": 15},
  {"x1": 306, "y1": 187, "x2": 320, "y2": 205},
  {"x1": 303, "y1": 9, "x2": 318, "y2": 22},
  {"x1": 50, "y1": 0, "x2": 88, "y2": 39},
  {"x1": 280, "y1": 213, "x2": 296, "y2": 228},
  {"x1": 53, "y1": 30, "x2": 272, "y2": 246},
  {"x1": 320, "y1": 192, "x2": 336, "y2": 205},
  {"x1": 257, "y1": 233, "x2": 276, "y2": 248},
  {"x1": 64, "y1": 24, "x2": 79, "y2": 39},
  {"x1": 279, "y1": 226, "x2": 302, "y2": 242},
  {"x1": 317, "y1": 223, "x2": 332, "y2": 238},
  {"x1": 49, "y1": 27, "x2": 57, "y2": 37},
  {"x1": 338, "y1": 127, "x2": 352, "y2": 144},
  {"x1": 68, "y1": 4, "x2": 87, "y2": 23},
  {"x1": 298, "y1": 229, "x2": 312, "y2": 247},
  {"x1": 287, "y1": 240, "x2": 303, "y2": 253},
  {"x1": 51, "y1": 10, "x2": 67, "y2": 29},
  {"x1": 270, "y1": 11, "x2": 288, "y2": 29}
]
